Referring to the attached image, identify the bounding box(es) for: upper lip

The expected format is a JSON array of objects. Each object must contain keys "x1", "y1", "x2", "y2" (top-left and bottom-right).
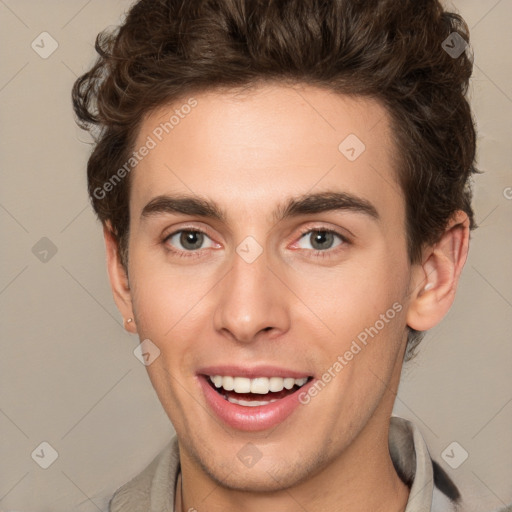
[{"x1": 197, "y1": 365, "x2": 314, "y2": 379}]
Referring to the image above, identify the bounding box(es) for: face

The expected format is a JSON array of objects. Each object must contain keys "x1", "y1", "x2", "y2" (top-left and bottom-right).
[{"x1": 123, "y1": 84, "x2": 415, "y2": 491}]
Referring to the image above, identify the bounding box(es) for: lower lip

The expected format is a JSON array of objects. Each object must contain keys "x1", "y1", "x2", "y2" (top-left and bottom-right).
[{"x1": 198, "y1": 375, "x2": 315, "y2": 432}]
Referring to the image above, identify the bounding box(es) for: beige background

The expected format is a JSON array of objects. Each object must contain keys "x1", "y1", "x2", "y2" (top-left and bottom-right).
[{"x1": 0, "y1": 1, "x2": 511, "y2": 510}]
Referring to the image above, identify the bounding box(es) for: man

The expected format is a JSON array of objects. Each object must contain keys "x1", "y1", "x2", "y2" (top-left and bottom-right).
[{"x1": 72, "y1": 0, "x2": 481, "y2": 510}]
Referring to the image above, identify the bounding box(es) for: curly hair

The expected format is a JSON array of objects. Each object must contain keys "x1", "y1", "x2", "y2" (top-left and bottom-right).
[{"x1": 72, "y1": 0, "x2": 478, "y2": 360}]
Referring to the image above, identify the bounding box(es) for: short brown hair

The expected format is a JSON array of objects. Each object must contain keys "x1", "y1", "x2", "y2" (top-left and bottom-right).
[{"x1": 72, "y1": 0, "x2": 478, "y2": 359}]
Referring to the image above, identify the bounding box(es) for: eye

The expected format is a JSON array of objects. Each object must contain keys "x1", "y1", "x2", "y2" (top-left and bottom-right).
[
  {"x1": 164, "y1": 229, "x2": 217, "y2": 253},
  {"x1": 294, "y1": 228, "x2": 347, "y2": 253}
]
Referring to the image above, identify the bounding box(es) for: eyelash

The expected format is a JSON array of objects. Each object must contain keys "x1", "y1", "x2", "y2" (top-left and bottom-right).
[{"x1": 162, "y1": 226, "x2": 350, "y2": 260}]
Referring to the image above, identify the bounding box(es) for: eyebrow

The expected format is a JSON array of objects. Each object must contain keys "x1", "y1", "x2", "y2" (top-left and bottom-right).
[{"x1": 140, "y1": 191, "x2": 379, "y2": 224}]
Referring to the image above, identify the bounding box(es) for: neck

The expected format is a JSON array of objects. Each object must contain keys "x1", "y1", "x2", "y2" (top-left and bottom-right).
[{"x1": 176, "y1": 414, "x2": 409, "y2": 512}]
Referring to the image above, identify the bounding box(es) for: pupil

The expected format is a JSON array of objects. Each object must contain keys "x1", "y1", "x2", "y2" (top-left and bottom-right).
[{"x1": 311, "y1": 231, "x2": 333, "y2": 250}]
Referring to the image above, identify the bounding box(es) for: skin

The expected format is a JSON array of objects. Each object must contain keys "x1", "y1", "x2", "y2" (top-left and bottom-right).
[{"x1": 104, "y1": 83, "x2": 470, "y2": 512}]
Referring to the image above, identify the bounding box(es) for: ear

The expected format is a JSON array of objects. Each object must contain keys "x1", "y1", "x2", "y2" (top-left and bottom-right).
[
  {"x1": 406, "y1": 211, "x2": 470, "y2": 332},
  {"x1": 103, "y1": 222, "x2": 137, "y2": 334}
]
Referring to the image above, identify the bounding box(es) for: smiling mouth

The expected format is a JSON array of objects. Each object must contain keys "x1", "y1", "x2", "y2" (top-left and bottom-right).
[{"x1": 205, "y1": 374, "x2": 313, "y2": 407}]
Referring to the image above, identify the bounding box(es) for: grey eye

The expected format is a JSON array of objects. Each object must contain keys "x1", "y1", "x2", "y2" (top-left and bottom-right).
[
  {"x1": 297, "y1": 230, "x2": 343, "y2": 251},
  {"x1": 166, "y1": 230, "x2": 214, "y2": 251}
]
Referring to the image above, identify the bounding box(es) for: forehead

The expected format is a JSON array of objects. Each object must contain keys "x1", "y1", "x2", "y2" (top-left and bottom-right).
[{"x1": 130, "y1": 83, "x2": 403, "y2": 226}]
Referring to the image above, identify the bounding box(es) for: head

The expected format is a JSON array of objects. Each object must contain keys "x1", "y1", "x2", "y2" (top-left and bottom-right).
[{"x1": 73, "y1": 0, "x2": 476, "y2": 496}]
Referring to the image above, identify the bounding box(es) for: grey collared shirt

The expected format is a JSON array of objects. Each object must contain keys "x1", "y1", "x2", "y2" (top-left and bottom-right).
[{"x1": 109, "y1": 416, "x2": 459, "y2": 512}]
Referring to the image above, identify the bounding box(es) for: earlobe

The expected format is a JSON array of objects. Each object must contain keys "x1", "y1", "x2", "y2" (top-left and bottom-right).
[
  {"x1": 103, "y1": 223, "x2": 137, "y2": 334},
  {"x1": 406, "y1": 211, "x2": 470, "y2": 332},
  {"x1": 123, "y1": 316, "x2": 137, "y2": 332}
]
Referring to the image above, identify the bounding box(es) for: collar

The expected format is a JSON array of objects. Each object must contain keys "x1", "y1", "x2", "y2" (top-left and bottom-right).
[{"x1": 109, "y1": 416, "x2": 458, "y2": 512}]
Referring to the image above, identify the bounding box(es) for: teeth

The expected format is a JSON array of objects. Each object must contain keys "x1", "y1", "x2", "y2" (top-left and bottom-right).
[
  {"x1": 210, "y1": 375, "x2": 223, "y2": 388},
  {"x1": 233, "y1": 376, "x2": 251, "y2": 393},
  {"x1": 251, "y1": 377, "x2": 269, "y2": 394},
  {"x1": 222, "y1": 375, "x2": 234, "y2": 390},
  {"x1": 209, "y1": 375, "x2": 309, "y2": 394},
  {"x1": 227, "y1": 396, "x2": 279, "y2": 406},
  {"x1": 283, "y1": 377, "x2": 295, "y2": 390},
  {"x1": 269, "y1": 377, "x2": 285, "y2": 392}
]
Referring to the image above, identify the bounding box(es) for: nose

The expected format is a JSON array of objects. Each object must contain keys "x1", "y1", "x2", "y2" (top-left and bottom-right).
[{"x1": 212, "y1": 243, "x2": 290, "y2": 344}]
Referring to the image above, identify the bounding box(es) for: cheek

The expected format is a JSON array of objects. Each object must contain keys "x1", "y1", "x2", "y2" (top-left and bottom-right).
[
  {"x1": 129, "y1": 253, "x2": 211, "y2": 337},
  {"x1": 128, "y1": 253, "x2": 221, "y2": 394},
  {"x1": 128, "y1": 260, "x2": 205, "y2": 417},
  {"x1": 294, "y1": 252, "x2": 408, "y2": 336},
  {"x1": 292, "y1": 251, "x2": 410, "y2": 399}
]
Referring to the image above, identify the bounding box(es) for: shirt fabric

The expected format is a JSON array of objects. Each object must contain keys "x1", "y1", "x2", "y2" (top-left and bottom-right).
[{"x1": 109, "y1": 416, "x2": 459, "y2": 512}]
